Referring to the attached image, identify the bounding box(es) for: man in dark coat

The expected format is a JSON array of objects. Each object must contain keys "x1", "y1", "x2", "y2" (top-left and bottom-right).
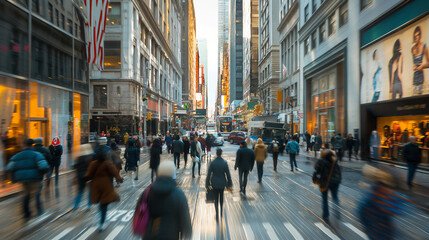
[
  {"x1": 331, "y1": 133, "x2": 345, "y2": 161},
  {"x1": 183, "y1": 136, "x2": 191, "y2": 167},
  {"x1": 33, "y1": 138, "x2": 52, "y2": 169},
  {"x1": 234, "y1": 141, "x2": 255, "y2": 196},
  {"x1": 345, "y1": 134, "x2": 355, "y2": 161},
  {"x1": 402, "y1": 136, "x2": 422, "y2": 188},
  {"x1": 172, "y1": 135, "x2": 184, "y2": 169},
  {"x1": 150, "y1": 138, "x2": 162, "y2": 183},
  {"x1": 48, "y1": 137, "x2": 63, "y2": 186},
  {"x1": 165, "y1": 132, "x2": 173, "y2": 154},
  {"x1": 305, "y1": 131, "x2": 311, "y2": 151},
  {"x1": 7, "y1": 139, "x2": 50, "y2": 218}
]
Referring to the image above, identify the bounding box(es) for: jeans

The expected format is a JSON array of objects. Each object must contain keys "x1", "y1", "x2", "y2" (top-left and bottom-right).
[
  {"x1": 407, "y1": 162, "x2": 419, "y2": 187},
  {"x1": 151, "y1": 169, "x2": 157, "y2": 183},
  {"x1": 22, "y1": 181, "x2": 43, "y2": 217},
  {"x1": 192, "y1": 161, "x2": 201, "y2": 177},
  {"x1": 167, "y1": 145, "x2": 172, "y2": 154},
  {"x1": 321, "y1": 183, "x2": 340, "y2": 219},
  {"x1": 174, "y1": 153, "x2": 181, "y2": 168},
  {"x1": 99, "y1": 204, "x2": 108, "y2": 226},
  {"x1": 272, "y1": 152, "x2": 279, "y2": 171},
  {"x1": 257, "y1": 162, "x2": 264, "y2": 181},
  {"x1": 47, "y1": 165, "x2": 60, "y2": 186},
  {"x1": 74, "y1": 179, "x2": 92, "y2": 209},
  {"x1": 213, "y1": 189, "x2": 224, "y2": 218},
  {"x1": 290, "y1": 154, "x2": 297, "y2": 171},
  {"x1": 238, "y1": 169, "x2": 249, "y2": 194},
  {"x1": 184, "y1": 153, "x2": 188, "y2": 166},
  {"x1": 348, "y1": 147, "x2": 353, "y2": 160},
  {"x1": 336, "y1": 149, "x2": 343, "y2": 161}
]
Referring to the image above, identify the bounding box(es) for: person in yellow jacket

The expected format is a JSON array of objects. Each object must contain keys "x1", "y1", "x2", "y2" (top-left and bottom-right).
[
  {"x1": 123, "y1": 132, "x2": 129, "y2": 145},
  {"x1": 254, "y1": 138, "x2": 268, "y2": 183}
]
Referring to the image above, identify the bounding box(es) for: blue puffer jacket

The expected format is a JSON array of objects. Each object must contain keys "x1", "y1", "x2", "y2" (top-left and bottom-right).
[{"x1": 7, "y1": 148, "x2": 50, "y2": 183}]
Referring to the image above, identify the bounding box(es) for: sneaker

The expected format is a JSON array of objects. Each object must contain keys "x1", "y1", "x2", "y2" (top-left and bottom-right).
[
  {"x1": 257, "y1": 180, "x2": 261, "y2": 183},
  {"x1": 134, "y1": 177, "x2": 139, "y2": 180},
  {"x1": 98, "y1": 224, "x2": 106, "y2": 232}
]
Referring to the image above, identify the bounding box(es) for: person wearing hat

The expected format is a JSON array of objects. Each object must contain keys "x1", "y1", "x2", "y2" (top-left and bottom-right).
[
  {"x1": 73, "y1": 144, "x2": 95, "y2": 210},
  {"x1": 143, "y1": 161, "x2": 192, "y2": 239},
  {"x1": 206, "y1": 148, "x2": 232, "y2": 221}
]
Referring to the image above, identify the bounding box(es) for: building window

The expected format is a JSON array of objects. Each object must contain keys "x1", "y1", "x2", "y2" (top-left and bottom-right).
[
  {"x1": 304, "y1": 37, "x2": 310, "y2": 55},
  {"x1": 55, "y1": 9, "x2": 59, "y2": 26},
  {"x1": 104, "y1": 41, "x2": 121, "y2": 69},
  {"x1": 107, "y1": 3, "x2": 121, "y2": 25},
  {"x1": 61, "y1": 14, "x2": 65, "y2": 29},
  {"x1": 339, "y1": 2, "x2": 348, "y2": 27},
  {"x1": 93, "y1": 85, "x2": 107, "y2": 108},
  {"x1": 48, "y1": 3, "x2": 53, "y2": 23},
  {"x1": 312, "y1": 0, "x2": 317, "y2": 13},
  {"x1": 67, "y1": 19, "x2": 73, "y2": 34},
  {"x1": 32, "y1": 0, "x2": 39, "y2": 14},
  {"x1": 319, "y1": 23, "x2": 326, "y2": 43},
  {"x1": 304, "y1": 4, "x2": 309, "y2": 22},
  {"x1": 311, "y1": 31, "x2": 317, "y2": 50},
  {"x1": 361, "y1": 0, "x2": 373, "y2": 10},
  {"x1": 328, "y1": 13, "x2": 336, "y2": 36}
]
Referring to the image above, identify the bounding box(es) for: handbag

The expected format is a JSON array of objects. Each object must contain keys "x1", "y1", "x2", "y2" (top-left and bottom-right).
[
  {"x1": 316, "y1": 159, "x2": 337, "y2": 192},
  {"x1": 206, "y1": 187, "x2": 216, "y2": 203},
  {"x1": 192, "y1": 156, "x2": 200, "y2": 163},
  {"x1": 132, "y1": 185, "x2": 151, "y2": 236}
]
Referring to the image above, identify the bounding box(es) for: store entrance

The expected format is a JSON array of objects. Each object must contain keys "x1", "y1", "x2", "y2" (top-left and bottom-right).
[{"x1": 28, "y1": 119, "x2": 49, "y2": 146}]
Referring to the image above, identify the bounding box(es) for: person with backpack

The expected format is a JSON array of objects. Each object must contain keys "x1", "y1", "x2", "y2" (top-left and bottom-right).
[
  {"x1": 7, "y1": 139, "x2": 50, "y2": 218},
  {"x1": 286, "y1": 137, "x2": 300, "y2": 172},
  {"x1": 270, "y1": 139, "x2": 280, "y2": 171},
  {"x1": 48, "y1": 137, "x2": 63, "y2": 187},
  {"x1": 254, "y1": 138, "x2": 268, "y2": 182},
  {"x1": 313, "y1": 150, "x2": 342, "y2": 222},
  {"x1": 124, "y1": 139, "x2": 139, "y2": 187}
]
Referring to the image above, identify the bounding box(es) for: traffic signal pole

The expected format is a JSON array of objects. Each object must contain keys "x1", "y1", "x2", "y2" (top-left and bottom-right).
[{"x1": 143, "y1": 62, "x2": 150, "y2": 143}]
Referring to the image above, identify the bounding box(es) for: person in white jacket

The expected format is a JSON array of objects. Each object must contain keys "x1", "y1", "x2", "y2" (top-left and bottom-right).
[{"x1": 191, "y1": 136, "x2": 202, "y2": 178}]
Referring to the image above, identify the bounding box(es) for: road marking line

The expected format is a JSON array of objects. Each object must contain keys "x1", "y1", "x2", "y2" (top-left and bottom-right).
[
  {"x1": 315, "y1": 223, "x2": 341, "y2": 240},
  {"x1": 344, "y1": 223, "x2": 369, "y2": 240},
  {"x1": 242, "y1": 223, "x2": 255, "y2": 240},
  {"x1": 263, "y1": 222, "x2": 279, "y2": 240},
  {"x1": 76, "y1": 226, "x2": 97, "y2": 240},
  {"x1": 105, "y1": 225, "x2": 125, "y2": 240},
  {"x1": 51, "y1": 227, "x2": 74, "y2": 240},
  {"x1": 283, "y1": 223, "x2": 304, "y2": 240}
]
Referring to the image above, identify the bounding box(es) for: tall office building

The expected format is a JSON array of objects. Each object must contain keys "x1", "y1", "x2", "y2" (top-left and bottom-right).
[
  {"x1": 243, "y1": 0, "x2": 259, "y2": 101},
  {"x1": 198, "y1": 39, "x2": 208, "y2": 71},
  {"x1": 218, "y1": 0, "x2": 230, "y2": 71},
  {"x1": 229, "y1": 0, "x2": 244, "y2": 104}
]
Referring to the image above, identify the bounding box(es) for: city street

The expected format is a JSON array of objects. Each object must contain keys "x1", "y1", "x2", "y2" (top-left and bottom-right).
[{"x1": 1, "y1": 142, "x2": 428, "y2": 240}]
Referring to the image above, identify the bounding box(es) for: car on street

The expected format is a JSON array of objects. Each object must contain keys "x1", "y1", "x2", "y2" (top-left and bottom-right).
[
  {"x1": 227, "y1": 131, "x2": 247, "y2": 144},
  {"x1": 213, "y1": 133, "x2": 224, "y2": 146}
]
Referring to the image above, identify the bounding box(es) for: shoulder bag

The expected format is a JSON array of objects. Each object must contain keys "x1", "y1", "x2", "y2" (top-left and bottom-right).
[
  {"x1": 132, "y1": 185, "x2": 152, "y2": 236},
  {"x1": 313, "y1": 159, "x2": 337, "y2": 192}
]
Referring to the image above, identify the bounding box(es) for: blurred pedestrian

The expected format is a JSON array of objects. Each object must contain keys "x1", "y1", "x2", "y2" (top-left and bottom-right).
[
  {"x1": 245, "y1": 136, "x2": 254, "y2": 150},
  {"x1": 7, "y1": 139, "x2": 50, "y2": 218},
  {"x1": 234, "y1": 141, "x2": 255, "y2": 197},
  {"x1": 332, "y1": 133, "x2": 345, "y2": 161},
  {"x1": 402, "y1": 136, "x2": 421, "y2": 189},
  {"x1": 123, "y1": 132, "x2": 130, "y2": 145},
  {"x1": 124, "y1": 139, "x2": 139, "y2": 187},
  {"x1": 305, "y1": 131, "x2": 311, "y2": 151},
  {"x1": 354, "y1": 135, "x2": 360, "y2": 159},
  {"x1": 206, "y1": 134, "x2": 213, "y2": 157},
  {"x1": 346, "y1": 134, "x2": 355, "y2": 161},
  {"x1": 33, "y1": 138, "x2": 52, "y2": 175},
  {"x1": 314, "y1": 133, "x2": 322, "y2": 158},
  {"x1": 172, "y1": 135, "x2": 184, "y2": 169},
  {"x1": 286, "y1": 137, "x2": 300, "y2": 171},
  {"x1": 85, "y1": 147, "x2": 123, "y2": 232},
  {"x1": 150, "y1": 138, "x2": 162, "y2": 183},
  {"x1": 110, "y1": 142, "x2": 122, "y2": 187},
  {"x1": 206, "y1": 148, "x2": 232, "y2": 221},
  {"x1": 198, "y1": 135, "x2": 206, "y2": 160},
  {"x1": 359, "y1": 165, "x2": 409, "y2": 240},
  {"x1": 313, "y1": 150, "x2": 342, "y2": 222},
  {"x1": 141, "y1": 161, "x2": 192, "y2": 239},
  {"x1": 270, "y1": 139, "x2": 280, "y2": 172},
  {"x1": 134, "y1": 136, "x2": 141, "y2": 181},
  {"x1": 183, "y1": 136, "x2": 191, "y2": 167},
  {"x1": 310, "y1": 133, "x2": 316, "y2": 151},
  {"x1": 191, "y1": 136, "x2": 202, "y2": 178},
  {"x1": 73, "y1": 144, "x2": 94, "y2": 210},
  {"x1": 165, "y1": 132, "x2": 173, "y2": 154},
  {"x1": 254, "y1": 138, "x2": 268, "y2": 182},
  {"x1": 48, "y1": 137, "x2": 63, "y2": 187}
]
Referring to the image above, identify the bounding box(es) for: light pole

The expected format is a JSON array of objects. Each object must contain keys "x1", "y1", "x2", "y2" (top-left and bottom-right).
[{"x1": 143, "y1": 61, "x2": 151, "y2": 143}]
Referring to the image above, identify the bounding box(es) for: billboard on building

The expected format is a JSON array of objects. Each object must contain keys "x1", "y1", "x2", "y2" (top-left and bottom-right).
[{"x1": 361, "y1": 15, "x2": 429, "y2": 104}]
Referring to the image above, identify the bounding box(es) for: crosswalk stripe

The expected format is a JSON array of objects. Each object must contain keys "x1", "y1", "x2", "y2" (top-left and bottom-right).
[
  {"x1": 105, "y1": 225, "x2": 125, "y2": 240},
  {"x1": 242, "y1": 223, "x2": 255, "y2": 240},
  {"x1": 76, "y1": 226, "x2": 97, "y2": 240},
  {"x1": 315, "y1": 223, "x2": 341, "y2": 240},
  {"x1": 283, "y1": 223, "x2": 304, "y2": 240},
  {"x1": 263, "y1": 223, "x2": 279, "y2": 240},
  {"x1": 344, "y1": 223, "x2": 369, "y2": 240},
  {"x1": 51, "y1": 227, "x2": 74, "y2": 240}
]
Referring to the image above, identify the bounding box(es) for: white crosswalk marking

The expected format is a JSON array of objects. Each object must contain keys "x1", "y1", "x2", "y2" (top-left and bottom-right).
[
  {"x1": 263, "y1": 222, "x2": 279, "y2": 240},
  {"x1": 51, "y1": 227, "x2": 74, "y2": 240},
  {"x1": 76, "y1": 226, "x2": 97, "y2": 240},
  {"x1": 105, "y1": 225, "x2": 125, "y2": 240},
  {"x1": 242, "y1": 223, "x2": 255, "y2": 240},
  {"x1": 315, "y1": 223, "x2": 341, "y2": 240},
  {"x1": 344, "y1": 223, "x2": 369, "y2": 240},
  {"x1": 283, "y1": 223, "x2": 304, "y2": 240}
]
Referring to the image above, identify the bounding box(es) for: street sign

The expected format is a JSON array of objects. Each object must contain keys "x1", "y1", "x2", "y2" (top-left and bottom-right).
[{"x1": 196, "y1": 109, "x2": 206, "y2": 115}]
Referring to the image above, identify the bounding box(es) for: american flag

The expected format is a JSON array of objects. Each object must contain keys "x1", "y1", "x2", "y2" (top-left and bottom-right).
[
  {"x1": 282, "y1": 64, "x2": 287, "y2": 78},
  {"x1": 84, "y1": 0, "x2": 110, "y2": 70}
]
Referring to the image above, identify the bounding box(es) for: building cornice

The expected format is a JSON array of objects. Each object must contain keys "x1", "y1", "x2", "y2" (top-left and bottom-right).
[{"x1": 277, "y1": 0, "x2": 299, "y2": 32}]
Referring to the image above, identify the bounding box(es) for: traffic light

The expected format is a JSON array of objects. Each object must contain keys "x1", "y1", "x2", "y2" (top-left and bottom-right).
[
  {"x1": 146, "y1": 112, "x2": 152, "y2": 121},
  {"x1": 142, "y1": 97, "x2": 148, "y2": 102},
  {"x1": 173, "y1": 104, "x2": 177, "y2": 113},
  {"x1": 170, "y1": 113, "x2": 174, "y2": 118}
]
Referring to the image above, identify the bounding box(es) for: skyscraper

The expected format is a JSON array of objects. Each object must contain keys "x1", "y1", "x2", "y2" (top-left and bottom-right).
[
  {"x1": 229, "y1": 0, "x2": 243, "y2": 104},
  {"x1": 218, "y1": 0, "x2": 230, "y2": 71}
]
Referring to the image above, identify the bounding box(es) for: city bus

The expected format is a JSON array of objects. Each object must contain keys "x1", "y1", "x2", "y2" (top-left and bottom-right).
[
  {"x1": 248, "y1": 121, "x2": 285, "y2": 145},
  {"x1": 217, "y1": 116, "x2": 233, "y2": 140}
]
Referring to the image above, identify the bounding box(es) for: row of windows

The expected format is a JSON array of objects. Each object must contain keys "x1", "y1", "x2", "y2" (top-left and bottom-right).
[
  {"x1": 281, "y1": 25, "x2": 298, "y2": 77},
  {"x1": 280, "y1": 82, "x2": 298, "y2": 110},
  {"x1": 260, "y1": 64, "x2": 271, "y2": 83},
  {"x1": 280, "y1": 0, "x2": 297, "y2": 21}
]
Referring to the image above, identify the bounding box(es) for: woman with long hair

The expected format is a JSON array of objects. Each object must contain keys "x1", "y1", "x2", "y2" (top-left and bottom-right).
[
  {"x1": 412, "y1": 26, "x2": 429, "y2": 95},
  {"x1": 124, "y1": 139, "x2": 139, "y2": 187},
  {"x1": 388, "y1": 39, "x2": 404, "y2": 99},
  {"x1": 150, "y1": 138, "x2": 162, "y2": 183}
]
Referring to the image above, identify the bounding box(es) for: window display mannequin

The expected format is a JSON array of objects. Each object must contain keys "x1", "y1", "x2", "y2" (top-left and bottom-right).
[
  {"x1": 401, "y1": 129, "x2": 409, "y2": 144},
  {"x1": 369, "y1": 130, "x2": 381, "y2": 159},
  {"x1": 392, "y1": 122, "x2": 402, "y2": 142}
]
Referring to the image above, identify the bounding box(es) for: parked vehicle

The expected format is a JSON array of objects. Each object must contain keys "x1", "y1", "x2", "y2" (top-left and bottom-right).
[
  {"x1": 213, "y1": 133, "x2": 224, "y2": 146},
  {"x1": 227, "y1": 131, "x2": 247, "y2": 145}
]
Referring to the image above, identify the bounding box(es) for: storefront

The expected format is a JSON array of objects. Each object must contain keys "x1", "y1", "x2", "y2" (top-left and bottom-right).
[{"x1": 360, "y1": 1, "x2": 429, "y2": 168}]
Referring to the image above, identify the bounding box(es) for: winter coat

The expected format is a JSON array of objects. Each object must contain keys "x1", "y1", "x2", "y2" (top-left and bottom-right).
[
  {"x1": 246, "y1": 137, "x2": 254, "y2": 149},
  {"x1": 402, "y1": 142, "x2": 421, "y2": 164},
  {"x1": 85, "y1": 160, "x2": 122, "y2": 204},
  {"x1": 332, "y1": 135, "x2": 345, "y2": 150},
  {"x1": 310, "y1": 135, "x2": 316, "y2": 143},
  {"x1": 198, "y1": 138, "x2": 206, "y2": 151},
  {"x1": 206, "y1": 157, "x2": 232, "y2": 190},
  {"x1": 353, "y1": 138, "x2": 360, "y2": 151},
  {"x1": 150, "y1": 142, "x2": 162, "y2": 170},
  {"x1": 286, "y1": 141, "x2": 300, "y2": 154},
  {"x1": 33, "y1": 144, "x2": 53, "y2": 166},
  {"x1": 305, "y1": 133, "x2": 311, "y2": 143},
  {"x1": 346, "y1": 138, "x2": 355, "y2": 148},
  {"x1": 144, "y1": 177, "x2": 192, "y2": 240},
  {"x1": 172, "y1": 140, "x2": 184, "y2": 154},
  {"x1": 111, "y1": 148, "x2": 122, "y2": 171},
  {"x1": 7, "y1": 148, "x2": 50, "y2": 183},
  {"x1": 165, "y1": 136, "x2": 173, "y2": 146},
  {"x1": 190, "y1": 141, "x2": 202, "y2": 157},
  {"x1": 254, "y1": 141, "x2": 268, "y2": 163},
  {"x1": 205, "y1": 136, "x2": 213, "y2": 148},
  {"x1": 234, "y1": 147, "x2": 255, "y2": 171},
  {"x1": 314, "y1": 152, "x2": 342, "y2": 189},
  {"x1": 124, "y1": 146, "x2": 139, "y2": 171},
  {"x1": 314, "y1": 135, "x2": 322, "y2": 151},
  {"x1": 49, "y1": 144, "x2": 63, "y2": 167},
  {"x1": 74, "y1": 153, "x2": 95, "y2": 181},
  {"x1": 183, "y1": 139, "x2": 191, "y2": 154}
]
